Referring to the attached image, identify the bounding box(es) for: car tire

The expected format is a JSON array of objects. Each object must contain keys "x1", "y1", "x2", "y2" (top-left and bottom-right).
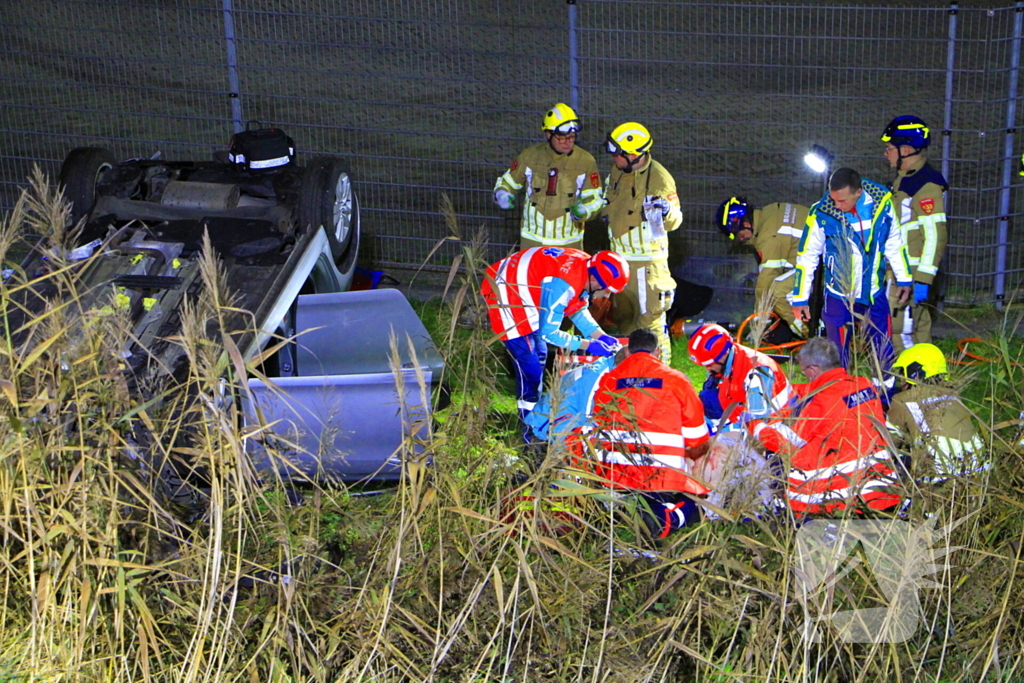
[
  {"x1": 297, "y1": 156, "x2": 359, "y2": 264},
  {"x1": 58, "y1": 147, "x2": 115, "y2": 226}
]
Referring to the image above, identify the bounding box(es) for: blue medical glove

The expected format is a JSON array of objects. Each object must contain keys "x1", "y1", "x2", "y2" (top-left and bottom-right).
[
  {"x1": 587, "y1": 337, "x2": 616, "y2": 358},
  {"x1": 595, "y1": 334, "x2": 619, "y2": 349},
  {"x1": 913, "y1": 282, "x2": 930, "y2": 305}
]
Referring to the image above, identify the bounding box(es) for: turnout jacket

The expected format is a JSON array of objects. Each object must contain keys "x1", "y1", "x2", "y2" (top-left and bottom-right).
[
  {"x1": 749, "y1": 367, "x2": 901, "y2": 516},
  {"x1": 587, "y1": 351, "x2": 710, "y2": 494},
  {"x1": 886, "y1": 383, "x2": 988, "y2": 479},
  {"x1": 891, "y1": 155, "x2": 948, "y2": 284},
  {"x1": 751, "y1": 202, "x2": 808, "y2": 277},
  {"x1": 603, "y1": 157, "x2": 682, "y2": 261},
  {"x1": 494, "y1": 143, "x2": 604, "y2": 245},
  {"x1": 792, "y1": 179, "x2": 912, "y2": 306},
  {"x1": 481, "y1": 247, "x2": 600, "y2": 349}
]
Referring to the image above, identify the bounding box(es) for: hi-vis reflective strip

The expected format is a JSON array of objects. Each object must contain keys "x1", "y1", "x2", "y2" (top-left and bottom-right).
[
  {"x1": 777, "y1": 225, "x2": 803, "y2": 238},
  {"x1": 788, "y1": 450, "x2": 892, "y2": 484},
  {"x1": 249, "y1": 155, "x2": 292, "y2": 169},
  {"x1": 599, "y1": 450, "x2": 689, "y2": 470},
  {"x1": 601, "y1": 429, "x2": 684, "y2": 449},
  {"x1": 754, "y1": 420, "x2": 805, "y2": 447},
  {"x1": 638, "y1": 267, "x2": 648, "y2": 315},
  {"x1": 759, "y1": 259, "x2": 790, "y2": 272},
  {"x1": 787, "y1": 478, "x2": 893, "y2": 504}
]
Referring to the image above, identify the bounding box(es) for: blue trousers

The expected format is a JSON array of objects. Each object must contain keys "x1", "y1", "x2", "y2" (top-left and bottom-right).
[
  {"x1": 820, "y1": 294, "x2": 894, "y2": 371},
  {"x1": 504, "y1": 332, "x2": 548, "y2": 417}
]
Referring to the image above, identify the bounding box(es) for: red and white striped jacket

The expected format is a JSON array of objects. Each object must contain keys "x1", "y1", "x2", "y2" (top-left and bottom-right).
[
  {"x1": 749, "y1": 367, "x2": 900, "y2": 515},
  {"x1": 584, "y1": 351, "x2": 710, "y2": 494},
  {"x1": 481, "y1": 247, "x2": 591, "y2": 341}
]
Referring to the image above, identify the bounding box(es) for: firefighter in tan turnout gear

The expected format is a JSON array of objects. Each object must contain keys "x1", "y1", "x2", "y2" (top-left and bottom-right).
[
  {"x1": 601, "y1": 122, "x2": 681, "y2": 361},
  {"x1": 886, "y1": 343, "x2": 988, "y2": 482},
  {"x1": 716, "y1": 197, "x2": 808, "y2": 344},
  {"x1": 882, "y1": 115, "x2": 949, "y2": 352},
  {"x1": 494, "y1": 103, "x2": 604, "y2": 250}
]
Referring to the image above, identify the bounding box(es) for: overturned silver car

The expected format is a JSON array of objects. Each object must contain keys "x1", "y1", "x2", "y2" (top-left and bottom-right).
[{"x1": 7, "y1": 138, "x2": 443, "y2": 513}]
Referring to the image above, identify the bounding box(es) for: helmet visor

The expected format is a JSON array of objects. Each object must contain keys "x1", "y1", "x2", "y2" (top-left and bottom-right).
[{"x1": 550, "y1": 120, "x2": 579, "y2": 136}]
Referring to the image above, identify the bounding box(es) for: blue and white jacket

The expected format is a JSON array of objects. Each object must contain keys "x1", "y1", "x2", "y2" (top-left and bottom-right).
[{"x1": 792, "y1": 179, "x2": 912, "y2": 306}]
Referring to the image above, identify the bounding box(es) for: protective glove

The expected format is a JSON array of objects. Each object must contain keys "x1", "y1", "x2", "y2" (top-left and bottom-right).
[
  {"x1": 913, "y1": 282, "x2": 930, "y2": 305},
  {"x1": 587, "y1": 335, "x2": 618, "y2": 358},
  {"x1": 568, "y1": 202, "x2": 587, "y2": 220},
  {"x1": 648, "y1": 197, "x2": 671, "y2": 217},
  {"x1": 494, "y1": 189, "x2": 516, "y2": 210}
]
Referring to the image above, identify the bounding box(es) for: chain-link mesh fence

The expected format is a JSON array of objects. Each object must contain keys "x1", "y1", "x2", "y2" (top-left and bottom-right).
[{"x1": 2, "y1": 0, "x2": 1022, "y2": 306}]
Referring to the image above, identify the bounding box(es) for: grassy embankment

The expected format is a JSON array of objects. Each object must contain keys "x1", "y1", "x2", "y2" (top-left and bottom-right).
[{"x1": 2, "y1": 179, "x2": 1024, "y2": 682}]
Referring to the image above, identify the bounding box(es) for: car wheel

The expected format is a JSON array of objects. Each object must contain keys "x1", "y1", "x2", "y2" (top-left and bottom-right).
[
  {"x1": 58, "y1": 147, "x2": 115, "y2": 226},
  {"x1": 297, "y1": 156, "x2": 359, "y2": 264}
]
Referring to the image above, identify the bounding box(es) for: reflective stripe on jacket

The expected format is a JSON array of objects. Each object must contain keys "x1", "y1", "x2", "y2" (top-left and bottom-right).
[
  {"x1": 749, "y1": 367, "x2": 901, "y2": 515},
  {"x1": 603, "y1": 157, "x2": 681, "y2": 261},
  {"x1": 585, "y1": 351, "x2": 709, "y2": 494},
  {"x1": 792, "y1": 180, "x2": 912, "y2": 306},
  {"x1": 481, "y1": 247, "x2": 598, "y2": 348},
  {"x1": 494, "y1": 142, "x2": 603, "y2": 245}
]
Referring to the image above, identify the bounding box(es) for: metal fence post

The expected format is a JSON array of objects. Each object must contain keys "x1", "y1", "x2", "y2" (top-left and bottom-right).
[
  {"x1": 996, "y1": 1, "x2": 1024, "y2": 307},
  {"x1": 942, "y1": 2, "x2": 958, "y2": 182},
  {"x1": 568, "y1": 0, "x2": 579, "y2": 111},
  {"x1": 222, "y1": 0, "x2": 243, "y2": 133}
]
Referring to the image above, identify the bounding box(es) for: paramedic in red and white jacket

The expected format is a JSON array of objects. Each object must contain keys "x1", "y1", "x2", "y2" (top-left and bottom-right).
[
  {"x1": 481, "y1": 247, "x2": 629, "y2": 424},
  {"x1": 688, "y1": 323, "x2": 792, "y2": 433},
  {"x1": 747, "y1": 337, "x2": 902, "y2": 516}
]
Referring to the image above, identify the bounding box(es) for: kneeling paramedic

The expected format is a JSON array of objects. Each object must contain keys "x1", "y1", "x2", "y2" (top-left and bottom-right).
[
  {"x1": 688, "y1": 322, "x2": 793, "y2": 436},
  {"x1": 747, "y1": 337, "x2": 902, "y2": 517},
  {"x1": 581, "y1": 328, "x2": 710, "y2": 538}
]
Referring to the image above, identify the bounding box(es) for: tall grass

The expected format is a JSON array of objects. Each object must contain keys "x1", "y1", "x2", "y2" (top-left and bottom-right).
[{"x1": 1, "y1": 177, "x2": 1023, "y2": 681}]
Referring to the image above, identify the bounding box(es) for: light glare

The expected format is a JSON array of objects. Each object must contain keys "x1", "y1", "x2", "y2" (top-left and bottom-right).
[{"x1": 804, "y1": 151, "x2": 828, "y2": 174}]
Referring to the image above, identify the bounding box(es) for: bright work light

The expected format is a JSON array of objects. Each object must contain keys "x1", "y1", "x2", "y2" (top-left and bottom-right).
[{"x1": 803, "y1": 144, "x2": 834, "y2": 175}]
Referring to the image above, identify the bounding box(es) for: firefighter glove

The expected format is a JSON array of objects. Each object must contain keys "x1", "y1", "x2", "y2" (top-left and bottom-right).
[
  {"x1": 648, "y1": 197, "x2": 671, "y2": 217},
  {"x1": 913, "y1": 282, "x2": 929, "y2": 305},
  {"x1": 569, "y1": 202, "x2": 587, "y2": 220},
  {"x1": 495, "y1": 189, "x2": 516, "y2": 210}
]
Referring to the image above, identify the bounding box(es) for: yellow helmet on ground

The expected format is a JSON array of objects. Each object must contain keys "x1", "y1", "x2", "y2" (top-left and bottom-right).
[
  {"x1": 542, "y1": 103, "x2": 580, "y2": 135},
  {"x1": 892, "y1": 343, "x2": 947, "y2": 383},
  {"x1": 605, "y1": 122, "x2": 653, "y2": 156}
]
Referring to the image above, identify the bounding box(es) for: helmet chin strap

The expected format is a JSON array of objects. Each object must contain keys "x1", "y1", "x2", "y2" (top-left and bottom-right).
[
  {"x1": 896, "y1": 146, "x2": 922, "y2": 171},
  {"x1": 625, "y1": 152, "x2": 648, "y2": 173}
]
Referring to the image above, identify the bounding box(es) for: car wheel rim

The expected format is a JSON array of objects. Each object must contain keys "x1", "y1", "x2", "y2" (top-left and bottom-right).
[{"x1": 332, "y1": 172, "x2": 353, "y2": 246}]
